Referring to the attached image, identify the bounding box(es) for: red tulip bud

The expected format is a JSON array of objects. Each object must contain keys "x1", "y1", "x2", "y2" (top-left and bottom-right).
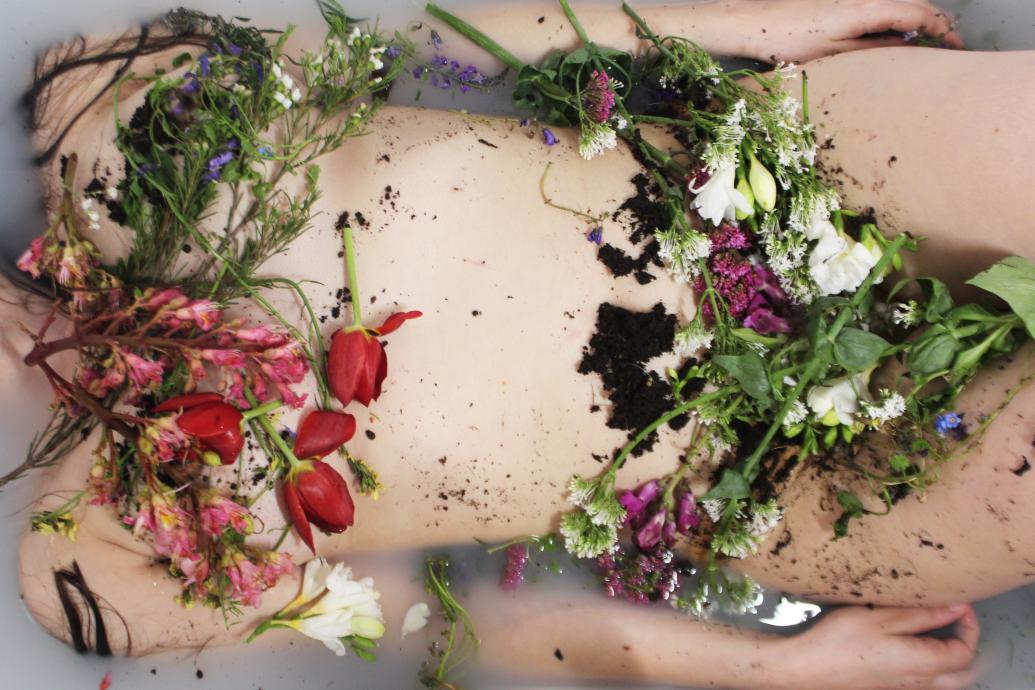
[
  {"x1": 282, "y1": 460, "x2": 355, "y2": 553},
  {"x1": 175, "y1": 400, "x2": 245, "y2": 465},
  {"x1": 327, "y1": 311, "x2": 421, "y2": 407},
  {"x1": 293, "y1": 410, "x2": 356, "y2": 460},
  {"x1": 154, "y1": 392, "x2": 224, "y2": 414}
]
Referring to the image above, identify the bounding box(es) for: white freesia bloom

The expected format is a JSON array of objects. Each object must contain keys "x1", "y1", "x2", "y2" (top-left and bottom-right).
[
  {"x1": 401, "y1": 602, "x2": 431, "y2": 638},
  {"x1": 806, "y1": 374, "x2": 871, "y2": 426},
  {"x1": 805, "y1": 213, "x2": 879, "y2": 296},
  {"x1": 283, "y1": 560, "x2": 385, "y2": 656},
  {"x1": 690, "y1": 162, "x2": 752, "y2": 226}
]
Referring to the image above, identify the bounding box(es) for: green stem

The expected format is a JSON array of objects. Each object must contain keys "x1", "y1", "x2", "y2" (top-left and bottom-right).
[
  {"x1": 342, "y1": 227, "x2": 364, "y2": 329},
  {"x1": 558, "y1": 0, "x2": 591, "y2": 45},
  {"x1": 240, "y1": 399, "x2": 283, "y2": 422},
  {"x1": 244, "y1": 389, "x2": 301, "y2": 470},
  {"x1": 621, "y1": 1, "x2": 676, "y2": 60},
  {"x1": 425, "y1": 3, "x2": 525, "y2": 71},
  {"x1": 272, "y1": 523, "x2": 292, "y2": 551}
]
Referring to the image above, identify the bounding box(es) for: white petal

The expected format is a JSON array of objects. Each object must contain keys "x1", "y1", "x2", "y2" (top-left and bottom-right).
[{"x1": 401, "y1": 602, "x2": 431, "y2": 638}]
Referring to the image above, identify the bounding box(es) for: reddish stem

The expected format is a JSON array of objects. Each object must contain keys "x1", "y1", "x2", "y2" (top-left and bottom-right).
[{"x1": 37, "y1": 361, "x2": 138, "y2": 441}]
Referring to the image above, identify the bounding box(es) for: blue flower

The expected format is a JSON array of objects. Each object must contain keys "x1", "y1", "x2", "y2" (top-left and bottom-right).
[
  {"x1": 181, "y1": 73, "x2": 201, "y2": 94},
  {"x1": 385, "y1": 46, "x2": 401, "y2": 58},
  {"x1": 202, "y1": 148, "x2": 236, "y2": 184},
  {"x1": 257, "y1": 146, "x2": 274, "y2": 158},
  {"x1": 227, "y1": 43, "x2": 243, "y2": 57},
  {"x1": 933, "y1": 412, "x2": 962, "y2": 436},
  {"x1": 519, "y1": 118, "x2": 529, "y2": 127},
  {"x1": 543, "y1": 128, "x2": 559, "y2": 146},
  {"x1": 199, "y1": 54, "x2": 211, "y2": 77},
  {"x1": 587, "y1": 227, "x2": 603, "y2": 245},
  {"x1": 412, "y1": 66, "x2": 425, "y2": 79}
]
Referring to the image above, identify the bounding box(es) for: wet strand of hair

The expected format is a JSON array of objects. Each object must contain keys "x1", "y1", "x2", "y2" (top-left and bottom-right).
[{"x1": 53, "y1": 561, "x2": 112, "y2": 656}]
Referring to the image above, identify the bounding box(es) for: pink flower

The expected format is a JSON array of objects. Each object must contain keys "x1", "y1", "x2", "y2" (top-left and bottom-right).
[
  {"x1": 582, "y1": 69, "x2": 616, "y2": 123},
  {"x1": 232, "y1": 326, "x2": 288, "y2": 347},
  {"x1": 201, "y1": 348, "x2": 247, "y2": 367},
  {"x1": 120, "y1": 349, "x2": 164, "y2": 390},
  {"x1": 56, "y1": 246, "x2": 89, "y2": 286},
  {"x1": 709, "y1": 223, "x2": 751, "y2": 252},
  {"x1": 131, "y1": 494, "x2": 196, "y2": 561},
  {"x1": 143, "y1": 288, "x2": 187, "y2": 310},
  {"x1": 226, "y1": 556, "x2": 266, "y2": 607},
  {"x1": 172, "y1": 299, "x2": 222, "y2": 331},
  {"x1": 142, "y1": 416, "x2": 191, "y2": 462},
  {"x1": 16, "y1": 236, "x2": 47, "y2": 278},
  {"x1": 179, "y1": 554, "x2": 210, "y2": 590},
  {"x1": 261, "y1": 552, "x2": 295, "y2": 588},
  {"x1": 200, "y1": 494, "x2": 253, "y2": 536}
]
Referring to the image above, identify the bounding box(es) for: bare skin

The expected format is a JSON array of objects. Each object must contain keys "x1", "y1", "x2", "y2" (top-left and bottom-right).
[{"x1": 7, "y1": 2, "x2": 1022, "y2": 688}]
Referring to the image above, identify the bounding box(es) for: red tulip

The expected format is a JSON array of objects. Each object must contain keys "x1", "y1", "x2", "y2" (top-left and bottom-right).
[
  {"x1": 283, "y1": 460, "x2": 355, "y2": 553},
  {"x1": 293, "y1": 410, "x2": 356, "y2": 460},
  {"x1": 164, "y1": 394, "x2": 245, "y2": 466},
  {"x1": 282, "y1": 409, "x2": 358, "y2": 552},
  {"x1": 327, "y1": 311, "x2": 421, "y2": 407}
]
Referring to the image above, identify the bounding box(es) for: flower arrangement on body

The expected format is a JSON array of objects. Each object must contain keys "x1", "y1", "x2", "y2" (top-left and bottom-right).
[
  {"x1": 428, "y1": 0, "x2": 1035, "y2": 614},
  {"x1": 15, "y1": 3, "x2": 420, "y2": 621}
]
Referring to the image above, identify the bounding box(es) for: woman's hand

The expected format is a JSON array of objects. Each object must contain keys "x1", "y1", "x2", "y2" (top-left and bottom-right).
[
  {"x1": 770, "y1": 604, "x2": 980, "y2": 690},
  {"x1": 711, "y1": 0, "x2": 964, "y2": 62}
]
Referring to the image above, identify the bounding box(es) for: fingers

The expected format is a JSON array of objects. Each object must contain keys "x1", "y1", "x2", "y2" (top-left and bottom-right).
[
  {"x1": 908, "y1": 607, "x2": 981, "y2": 675},
  {"x1": 931, "y1": 666, "x2": 981, "y2": 690},
  {"x1": 875, "y1": 604, "x2": 970, "y2": 636},
  {"x1": 824, "y1": 36, "x2": 919, "y2": 57},
  {"x1": 855, "y1": 0, "x2": 964, "y2": 49}
]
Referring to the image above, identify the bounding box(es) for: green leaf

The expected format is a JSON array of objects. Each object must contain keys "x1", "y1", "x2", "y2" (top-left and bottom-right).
[
  {"x1": 171, "y1": 52, "x2": 193, "y2": 68},
  {"x1": 916, "y1": 278, "x2": 954, "y2": 323},
  {"x1": 833, "y1": 328, "x2": 890, "y2": 372},
  {"x1": 714, "y1": 352, "x2": 771, "y2": 401},
  {"x1": 833, "y1": 490, "x2": 866, "y2": 539},
  {"x1": 947, "y1": 303, "x2": 997, "y2": 324},
  {"x1": 966, "y1": 256, "x2": 1035, "y2": 337},
  {"x1": 906, "y1": 330, "x2": 958, "y2": 376},
  {"x1": 730, "y1": 328, "x2": 783, "y2": 346},
  {"x1": 702, "y1": 469, "x2": 750, "y2": 502}
]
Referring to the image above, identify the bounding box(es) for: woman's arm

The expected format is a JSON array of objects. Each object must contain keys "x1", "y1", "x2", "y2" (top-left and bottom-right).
[
  {"x1": 478, "y1": 595, "x2": 980, "y2": 690},
  {"x1": 425, "y1": 0, "x2": 963, "y2": 68}
]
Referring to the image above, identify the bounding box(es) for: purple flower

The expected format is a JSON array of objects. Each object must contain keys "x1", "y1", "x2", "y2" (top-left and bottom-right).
[
  {"x1": 202, "y1": 148, "x2": 236, "y2": 184},
  {"x1": 500, "y1": 543, "x2": 529, "y2": 591},
  {"x1": 743, "y1": 304, "x2": 792, "y2": 335},
  {"x1": 431, "y1": 55, "x2": 448, "y2": 69},
  {"x1": 634, "y1": 509, "x2": 667, "y2": 551},
  {"x1": 181, "y1": 73, "x2": 201, "y2": 94},
  {"x1": 431, "y1": 30, "x2": 443, "y2": 50},
  {"x1": 450, "y1": 59, "x2": 461, "y2": 72},
  {"x1": 227, "y1": 43, "x2": 243, "y2": 57},
  {"x1": 412, "y1": 66, "x2": 425, "y2": 79},
  {"x1": 581, "y1": 69, "x2": 616, "y2": 123},
  {"x1": 543, "y1": 128, "x2": 559, "y2": 146},
  {"x1": 617, "y1": 480, "x2": 659, "y2": 526},
  {"x1": 675, "y1": 491, "x2": 700, "y2": 536},
  {"x1": 257, "y1": 145, "x2": 274, "y2": 158},
  {"x1": 587, "y1": 227, "x2": 603, "y2": 245},
  {"x1": 519, "y1": 118, "x2": 529, "y2": 127},
  {"x1": 385, "y1": 46, "x2": 401, "y2": 58},
  {"x1": 199, "y1": 54, "x2": 211, "y2": 77},
  {"x1": 709, "y1": 223, "x2": 751, "y2": 252},
  {"x1": 934, "y1": 412, "x2": 962, "y2": 436},
  {"x1": 440, "y1": 78, "x2": 452, "y2": 90},
  {"x1": 253, "y1": 60, "x2": 264, "y2": 83}
]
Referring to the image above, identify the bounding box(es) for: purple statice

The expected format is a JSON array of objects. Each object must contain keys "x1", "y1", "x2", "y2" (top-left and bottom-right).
[
  {"x1": 500, "y1": 543, "x2": 529, "y2": 591},
  {"x1": 934, "y1": 412, "x2": 964, "y2": 437},
  {"x1": 199, "y1": 54, "x2": 211, "y2": 77},
  {"x1": 581, "y1": 69, "x2": 616, "y2": 124},
  {"x1": 542, "y1": 128, "x2": 559, "y2": 146},
  {"x1": 587, "y1": 227, "x2": 603, "y2": 245},
  {"x1": 709, "y1": 223, "x2": 751, "y2": 252}
]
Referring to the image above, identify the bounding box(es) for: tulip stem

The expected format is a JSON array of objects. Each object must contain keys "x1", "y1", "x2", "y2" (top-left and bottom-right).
[
  {"x1": 244, "y1": 389, "x2": 301, "y2": 470},
  {"x1": 240, "y1": 399, "x2": 282, "y2": 422},
  {"x1": 342, "y1": 227, "x2": 364, "y2": 329}
]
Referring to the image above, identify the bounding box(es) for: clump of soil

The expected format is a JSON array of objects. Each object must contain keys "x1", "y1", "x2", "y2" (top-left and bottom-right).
[
  {"x1": 578, "y1": 302, "x2": 684, "y2": 455},
  {"x1": 596, "y1": 173, "x2": 667, "y2": 285}
]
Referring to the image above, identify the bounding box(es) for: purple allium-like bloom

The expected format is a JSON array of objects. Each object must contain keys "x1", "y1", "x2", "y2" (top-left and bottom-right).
[
  {"x1": 587, "y1": 227, "x2": 603, "y2": 245},
  {"x1": 934, "y1": 412, "x2": 963, "y2": 436},
  {"x1": 709, "y1": 223, "x2": 751, "y2": 252},
  {"x1": 199, "y1": 54, "x2": 211, "y2": 77},
  {"x1": 543, "y1": 128, "x2": 559, "y2": 146},
  {"x1": 581, "y1": 69, "x2": 616, "y2": 124},
  {"x1": 500, "y1": 543, "x2": 529, "y2": 591}
]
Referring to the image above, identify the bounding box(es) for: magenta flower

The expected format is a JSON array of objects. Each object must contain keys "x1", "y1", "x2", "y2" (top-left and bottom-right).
[
  {"x1": 582, "y1": 69, "x2": 616, "y2": 123},
  {"x1": 500, "y1": 543, "x2": 529, "y2": 591},
  {"x1": 709, "y1": 223, "x2": 751, "y2": 252},
  {"x1": 16, "y1": 236, "x2": 47, "y2": 278},
  {"x1": 201, "y1": 348, "x2": 247, "y2": 367},
  {"x1": 617, "y1": 480, "x2": 660, "y2": 526},
  {"x1": 676, "y1": 491, "x2": 701, "y2": 536},
  {"x1": 121, "y1": 349, "x2": 165, "y2": 390},
  {"x1": 201, "y1": 494, "x2": 254, "y2": 536},
  {"x1": 171, "y1": 299, "x2": 222, "y2": 331},
  {"x1": 634, "y1": 508, "x2": 667, "y2": 551}
]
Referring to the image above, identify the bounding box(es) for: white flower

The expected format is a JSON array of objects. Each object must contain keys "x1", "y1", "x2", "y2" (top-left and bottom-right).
[
  {"x1": 80, "y1": 198, "x2": 101, "y2": 231},
  {"x1": 892, "y1": 301, "x2": 921, "y2": 327},
  {"x1": 271, "y1": 61, "x2": 283, "y2": 80},
  {"x1": 578, "y1": 122, "x2": 618, "y2": 160},
  {"x1": 348, "y1": 26, "x2": 362, "y2": 46},
  {"x1": 806, "y1": 373, "x2": 870, "y2": 426},
  {"x1": 612, "y1": 115, "x2": 628, "y2": 131},
  {"x1": 689, "y1": 162, "x2": 752, "y2": 227},
  {"x1": 104, "y1": 186, "x2": 120, "y2": 201},
  {"x1": 674, "y1": 321, "x2": 714, "y2": 357},
  {"x1": 748, "y1": 499, "x2": 783, "y2": 538},
  {"x1": 560, "y1": 510, "x2": 617, "y2": 559},
  {"x1": 657, "y1": 227, "x2": 711, "y2": 283},
  {"x1": 272, "y1": 91, "x2": 293, "y2": 110},
  {"x1": 782, "y1": 400, "x2": 808, "y2": 427},
  {"x1": 567, "y1": 475, "x2": 594, "y2": 508},
  {"x1": 282, "y1": 560, "x2": 385, "y2": 656},
  {"x1": 862, "y1": 390, "x2": 906, "y2": 425},
  {"x1": 805, "y1": 214, "x2": 879, "y2": 296},
  {"x1": 700, "y1": 498, "x2": 726, "y2": 523},
  {"x1": 401, "y1": 602, "x2": 430, "y2": 638},
  {"x1": 290, "y1": 87, "x2": 302, "y2": 102},
  {"x1": 232, "y1": 83, "x2": 251, "y2": 96}
]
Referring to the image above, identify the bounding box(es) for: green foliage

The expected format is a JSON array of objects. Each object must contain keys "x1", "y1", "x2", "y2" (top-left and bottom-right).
[
  {"x1": 833, "y1": 328, "x2": 889, "y2": 372},
  {"x1": 714, "y1": 353, "x2": 771, "y2": 402},
  {"x1": 833, "y1": 490, "x2": 866, "y2": 539},
  {"x1": 967, "y1": 256, "x2": 1035, "y2": 337}
]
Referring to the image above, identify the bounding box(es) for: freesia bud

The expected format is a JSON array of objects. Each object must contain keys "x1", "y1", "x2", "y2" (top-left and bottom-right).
[
  {"x1": 748, "y1": 152, "x2": 777, "y2": 212},
  {"x1": 735, "y1": 174, "x2": 755, "y2": 220}
]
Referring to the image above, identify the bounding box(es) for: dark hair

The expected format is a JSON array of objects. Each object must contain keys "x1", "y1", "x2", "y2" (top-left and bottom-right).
[
  {"x1": 53, "y1": 561, "x2": 130, "y2": 655},
  {"x1": 23, "y1": 11, "x2": 211, "y2": 166}
]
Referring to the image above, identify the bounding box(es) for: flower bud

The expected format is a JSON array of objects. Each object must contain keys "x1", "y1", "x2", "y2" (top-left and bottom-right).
[
  {"x1": 748, "y1": 152, "x2": 777, "y2": 212},
  {"x1": 201, "y1": 450, "x2": 223, "y2": 467},
  {"x1": 735, "y1": 174, "x2": 755, "y2": 220}
]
